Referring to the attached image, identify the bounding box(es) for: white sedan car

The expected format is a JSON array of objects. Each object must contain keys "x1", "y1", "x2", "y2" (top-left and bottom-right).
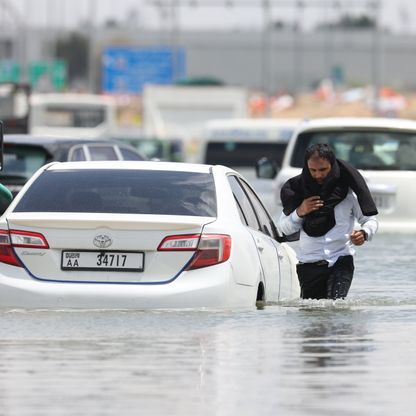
[
  {"x1": 0, "y1": 161, "x2": 300, "y2": 309},
  {"x1": 262, "y1": 117, "x2": 416, "y2": 232}
]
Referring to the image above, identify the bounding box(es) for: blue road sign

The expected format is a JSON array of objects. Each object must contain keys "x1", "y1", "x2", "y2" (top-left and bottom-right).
[{"x1": 102, "y1": 47, "x2": 186, "y2": 94}]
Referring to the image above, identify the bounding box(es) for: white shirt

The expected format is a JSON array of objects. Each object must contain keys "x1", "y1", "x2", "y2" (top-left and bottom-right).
[{"x1": 278, "y1": 189, "x2": 378, "y2": 267}]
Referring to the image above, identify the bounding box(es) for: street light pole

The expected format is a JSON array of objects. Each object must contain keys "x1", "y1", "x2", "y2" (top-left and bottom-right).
[
  {"x1": 261, "y1": 0, "x2": 271, "y2": 94},
  {"x1": 170, "y1": 0, "x2": 180, "y2": 83},
  {"x1": 293, "y1": 0, "x2": 304, "y2": 94},
  {"x1": 88, "y1": 0, "x2": 97, "y2": 93},
  {"x1": 370, "y1": 0, "x2": 381, "y2": 116}
]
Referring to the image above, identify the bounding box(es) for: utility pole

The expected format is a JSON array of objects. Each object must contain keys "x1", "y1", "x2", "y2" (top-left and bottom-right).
[
  {"x1": 370, "y1": 0, "x2": 381, "y2": 115},
  {"x1": 88, "y1": 0, "x2": 97, "y2": 92},
  {"x1": 170, "y1": 0, "x2": 180, "y2": 83},
  {"x1": 19, "y1": 0, "x2": 28, "y2": 82},
  {"x1": 293, "y1": 0, "x2": 304, "y2": 94},
  {"x1": 146, "y1": 0, "x2": 384, "y2": 97},
  {"x1": 261, "y1": 0, "x2": 271, "y2": 93},
  {"x1": 0, "y1": 0, "x2": 27, "y2": 81}
]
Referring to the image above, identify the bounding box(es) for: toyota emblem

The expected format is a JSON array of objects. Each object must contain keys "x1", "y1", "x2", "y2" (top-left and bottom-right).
[{"x1": 93, "y1": 235, "x2": 112, "y2": 249}]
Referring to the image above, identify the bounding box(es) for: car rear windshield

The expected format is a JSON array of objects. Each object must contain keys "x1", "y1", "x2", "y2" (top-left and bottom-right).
[
  {"x1": 292, "y1": 129, "x2": 416, "y2": 170},
  {"x1": 0, "y1": 144, "x2": 49, "y2": 179},
  {"x1": 14, "y1": 169, "x2": 217, "y2": 217},
  {"x1": 205, "y1": 142, "x2": 287, "y2": 167}
]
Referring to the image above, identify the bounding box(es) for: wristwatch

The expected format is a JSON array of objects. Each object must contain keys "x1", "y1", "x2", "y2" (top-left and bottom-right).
[{"x1": 360, "y1": 229, "x2": 368, "y2": 241}]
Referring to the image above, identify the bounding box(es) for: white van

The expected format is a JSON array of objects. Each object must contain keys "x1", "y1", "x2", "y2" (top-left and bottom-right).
[
  {"x1": 260, "y1": 117, "x2": 416, "y2": 232},
  {"x1": 29, "y1": 93, "x2": 116, "y2": 139},
  {"x1": 199, "y1": 118, "x2": 301, "y2": 215}
]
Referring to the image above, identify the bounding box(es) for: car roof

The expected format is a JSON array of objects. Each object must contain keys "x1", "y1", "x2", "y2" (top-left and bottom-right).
[
  {"x1": 204, "y1": 118, "x2": 302, "y2": 128},
  {"x1": 202, "y1": 118, "x2": 301, "y2": 143},
  {"x1": 297, "y1": 117, "x2": 416, "y2": 132},
  {"x1": 30, "y1": 93, "x2": 115, "y2": 106},
  {"x1": 4, "y1": 134, "x2": 122, "y2": 146},
  {"x1": 3, "y1": 135, "x2": 147, "y2": 162},
  {"x1": 45, "y1": 160, "x2": 217, "y2": 174}
]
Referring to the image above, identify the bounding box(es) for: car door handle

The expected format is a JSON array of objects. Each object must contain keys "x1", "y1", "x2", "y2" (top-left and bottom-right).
[{"x1": 256, "y1": 239, "x2": 264, "y2": 252}]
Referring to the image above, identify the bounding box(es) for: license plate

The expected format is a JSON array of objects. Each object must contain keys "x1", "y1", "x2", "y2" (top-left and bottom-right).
[
  {"x1": 369, "y1": 184, "x2": 396, "y2": 213},
  {"x1": 61, "y1": 251, "x2": 144, "y2": 271},
  {"x1": 372, "y1": 193, "x2": 394, "y2": 211}
]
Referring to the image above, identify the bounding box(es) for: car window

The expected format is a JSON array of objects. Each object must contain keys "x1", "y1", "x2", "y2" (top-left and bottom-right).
[
  {"x1": 69, "y1": 146, "x2": 86, "y2": 161},
  {"x1": 87, "y1": 145, "x2": 118, "y2": 161},
  {"x1": 135, "y1": 140, "x2": 164, "y2": 159},
  {"x1": 14, "y1": 169, "x2": 217, "y2": 217},
  {"x1": 44, "y1": 106, "x2": 106, "y2": 128},
  {"x1": 292, "y1": 130, "x2": 416, "y2": 170},
  {"x1": 237, "y1": 178, "x2": 273, "y2": 236},
  {"x1": 119, "y1": 147, "x2": 145, "y2": 161},
  {"x1": 233, "y1": 195, "x2": 248, "y2": 225},
  {"x1": 228, "y1": 175, "x2": 259, "y2": 230},
  {"x1": 1, "y1": 145, "x2": 48, "y2": 179},
  {"x1": 205, "y1": 142, "x2": 287, "y2": 167}
]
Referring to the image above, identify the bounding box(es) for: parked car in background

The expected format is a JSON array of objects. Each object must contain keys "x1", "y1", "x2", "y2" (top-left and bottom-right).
[
  {"x1": 0, "y1": 161, "x2": 300, "y2": 309},
  {"x1": 199, "y1": 118, "x2": 301, "y2": 216},
  {"x1": 112, "y1": 130, "x2": 185, "y2": 161},
  {"x1": 0, "y1": 82, "x2": 31, "y2": 134},
  {"x1": 29, "y1": 93, "x2": 116, "y2": 138},
  {"x1": 257, "y1": 117, "x2": 416, "y2": 232},
  {"x1": 200, "y1": 118, "x2": 300, "y2": 174},
  {"x1": 0, "y1": 135, "x2": 147, "y2": 195}
]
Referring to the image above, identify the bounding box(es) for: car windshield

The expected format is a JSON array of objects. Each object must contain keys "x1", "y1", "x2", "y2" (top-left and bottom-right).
[
  {"x1": 291, "y1": 129, "x2": 416, "y2": 170},
  {"x1": 14, "y1": 169, "x2": 217, "y2": 217},
  {"x1": 0, "y1": 145, "x2": 49, "y2": 179},
  {"x1": 43, "y1": 106, "x2": 106, "y2": 128},
  {"x1": 205, "y1": 141, "x2": 288, "y2": 167}
]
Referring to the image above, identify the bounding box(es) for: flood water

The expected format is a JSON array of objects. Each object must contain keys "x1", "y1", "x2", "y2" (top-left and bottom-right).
[{"x1": 1, "y1": 234, "x2": 415, "y2": 415}]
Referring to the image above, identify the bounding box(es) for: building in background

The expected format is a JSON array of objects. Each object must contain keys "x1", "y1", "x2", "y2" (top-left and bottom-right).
[{"x1": 1, "y1": 25, "x2": 416, "y2": 96}]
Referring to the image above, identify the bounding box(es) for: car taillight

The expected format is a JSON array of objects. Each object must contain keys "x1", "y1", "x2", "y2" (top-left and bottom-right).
[
  {"x1": 0, "y1": 230, "x2": 49, "y2": 267},
  {"x1": 158, "y1": 233, "x2": 231, "y2": 270},
  {"x1": 158, "y1": 234, "x2": 200, "y2": 251},
  {"x1": 0, "y1": 230, "x2": 21, "y2": 267},
  {"x1": 9, "y1": 230, "x2": 49, "y2": 248}
]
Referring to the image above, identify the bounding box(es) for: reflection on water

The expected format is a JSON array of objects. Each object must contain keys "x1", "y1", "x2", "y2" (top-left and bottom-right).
[
  {"x1": 0, "y1": 235, "x2": 416, "y2": 415},
  {"x1": 296, "y1": 309, "x2": 372, "y2": 370}
]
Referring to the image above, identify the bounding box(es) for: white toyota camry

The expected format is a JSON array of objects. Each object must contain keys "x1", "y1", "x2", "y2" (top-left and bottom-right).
[{"x1": 0, "y1": 161, "x2": 300, "y2": 309}]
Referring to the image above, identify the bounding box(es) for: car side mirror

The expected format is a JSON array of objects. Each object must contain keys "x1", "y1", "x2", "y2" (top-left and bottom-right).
[
  {"x1": 271, "y1": 220, "x2": 300, "y2": 243},
  {"x1": 275, "y1": 230, "x2": 300, "y2": 243},
  {"x1": 0, "y1": 120, "x2": 3, "y2": 171},
  {"x1": 0, "y1": 122, "x2": 12, "y2": 214},
  {"x1": 256, "y1": 157, "x2": 278, "y2": 179},
  {"x1": 0, "y1": 183, "x2": 13, "y2": 215}
]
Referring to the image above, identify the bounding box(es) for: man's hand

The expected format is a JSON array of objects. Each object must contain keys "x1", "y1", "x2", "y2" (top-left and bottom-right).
[
  {"x1": 350, "y1": 230, "x2": 366, "y2": 246},
  {"x1": 296, "y1": 196, "x2": 323, "y2": 217}
]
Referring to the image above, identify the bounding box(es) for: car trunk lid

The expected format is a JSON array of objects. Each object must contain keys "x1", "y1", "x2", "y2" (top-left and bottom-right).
[{"x1": 6, "y1": 212, "x2": 215, "y2": 283}]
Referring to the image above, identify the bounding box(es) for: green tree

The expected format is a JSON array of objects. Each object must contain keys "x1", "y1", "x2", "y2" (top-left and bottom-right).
[{"x1": 317, "y1": 13, "x2": 376, "y2": 30}]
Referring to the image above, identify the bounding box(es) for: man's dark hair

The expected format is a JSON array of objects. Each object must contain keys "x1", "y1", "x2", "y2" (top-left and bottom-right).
[{"x1": 305, "y1": 143, "x2": 336, "y2": 165}]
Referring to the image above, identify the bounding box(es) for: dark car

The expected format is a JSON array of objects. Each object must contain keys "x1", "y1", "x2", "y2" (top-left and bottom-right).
[
  {"x1": 111, "y1": 133, "x2": 185, "y2": 162},
  {"x1": 0, "y1": 135, "x2": 147, "y2": 195}
]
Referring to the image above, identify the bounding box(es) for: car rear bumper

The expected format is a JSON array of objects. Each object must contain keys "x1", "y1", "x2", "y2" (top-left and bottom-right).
[{"x1": 0, "y1": 263, "x2": 256, "y2": 309}]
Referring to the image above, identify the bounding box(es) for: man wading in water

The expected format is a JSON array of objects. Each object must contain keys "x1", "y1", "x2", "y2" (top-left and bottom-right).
[{"x1": 278, "y1": 143, "x2": 379, "y2": 300}]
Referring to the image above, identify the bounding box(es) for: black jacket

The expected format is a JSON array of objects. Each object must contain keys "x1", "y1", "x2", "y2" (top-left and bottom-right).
[{"x1": 280, "y1": 159, "x2": 378, "y2": 237}]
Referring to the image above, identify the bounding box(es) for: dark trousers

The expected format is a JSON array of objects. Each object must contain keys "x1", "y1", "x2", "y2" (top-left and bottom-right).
[{"x1": 296, "y1": 255, "x2": 354, "y2": 300}]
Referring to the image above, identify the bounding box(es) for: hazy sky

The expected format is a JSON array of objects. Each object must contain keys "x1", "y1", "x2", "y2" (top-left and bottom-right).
[{"x1": 8, "y1": 0, "x2": 416, "y2": 33}]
